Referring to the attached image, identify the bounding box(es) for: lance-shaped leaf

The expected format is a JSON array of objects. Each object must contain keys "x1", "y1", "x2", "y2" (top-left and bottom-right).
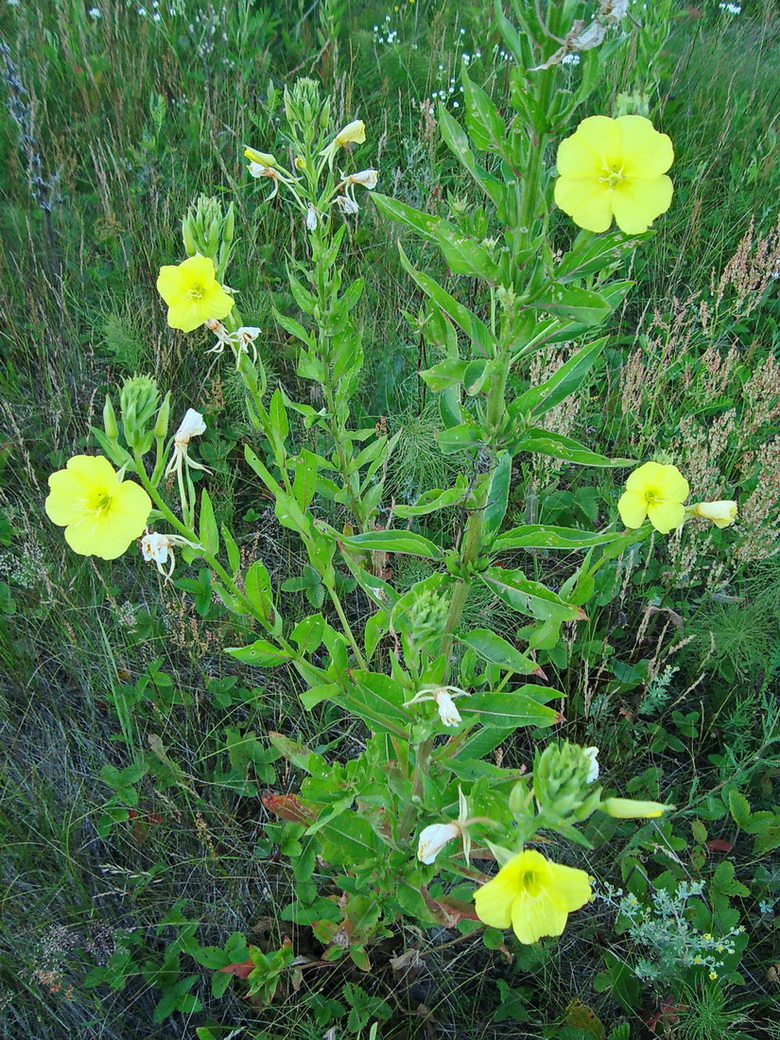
[
  {"x1": 513, "y1": 428, "x2": 635, "y2": 467},
  {"x1": 462, "y1": 67, "x2": 509, "y2": 157},
  {"x1": 437, "y1": 421, "x2": 484, "y2": 454},
  {"x1": 340, "y1": 529, "x2": 445, "y2": 561},
  {"x1": 460, "y1": 689, "x2": 561, "y2": 728},
  {"x1": 458, "y1": 629, "x2": 538, "y2": 674},
  {"x1": 226, "y1": 639, "x2": 295, "y2": 667},
  {"x1": 394, "y1": 484, "x2": 469, "y2": 518},
  {"x1": 420, "y1": 358, "x2": 470, "y2": 393},
  {"x1": 438, "y1": 104, "x2": 506, "y2": 211},
  {"x1": 509, "y1": 337, "x2": 607, "y2": 420},
  {"x1": 480, "y1": 566, "x2": 586, "y2": 622},
  {"x1": 526, "y1": 285, "x2": 612, "y2": 325},
  {"x1": 398, "y1": 243, "x2": 494, "y2": 356},
  {"x1": 482, "y1": 450, "x2": 512, "y2": 543},
  {"x1": 491, "y1": 524, "x2": 623, "y2": 552},
  {"x1": 268, "y1": 732, "x2": 329, "y2": 777}
]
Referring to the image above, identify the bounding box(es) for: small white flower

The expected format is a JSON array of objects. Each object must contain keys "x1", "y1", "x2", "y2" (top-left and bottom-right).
[
  {"x1": 417, "y1": 822, "x2": 461, "y2": 864},
  {"x1": 305, "y1": 204, "x2": 318, "y2": 231},
  {"x1": 584, "y1": 746, "x2": 600, "y2": 783},
  {"x1": 434, "y1": 689, "x2": 462, "y2": 727},
  {"x1": 88, "y1": 6, "x2": 101, "y2": 16},
  {"x1": 344, "y1": 168, "x2": 379, "y2": 189}
]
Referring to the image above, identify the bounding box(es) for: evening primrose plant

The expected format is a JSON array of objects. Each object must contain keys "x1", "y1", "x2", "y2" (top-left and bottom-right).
[{"x1": 42, "y1": 6, "x2": 739, "y2": 987}]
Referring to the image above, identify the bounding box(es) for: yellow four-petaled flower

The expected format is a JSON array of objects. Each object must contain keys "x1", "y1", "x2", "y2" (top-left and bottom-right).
[
  {"x1": 555, "y1": 115, "x2": 674, "y2": 235},
  {"x1": 156, "y1": 254, "x2": 234, "y2": 334},
  {"x1": 45, "y1": 455, "x2": 151, "y2": 560},
  {"x1": 473, "y1": 849, "x2": 591, "y2": 945},
  {"x1": 618, "y1": 461, "x2": 689, "y2": 534}
]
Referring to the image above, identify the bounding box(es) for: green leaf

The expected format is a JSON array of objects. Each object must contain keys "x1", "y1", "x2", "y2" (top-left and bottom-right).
[
  {"x1": 461, "y1": 68, "x2": 508, "y2": 155},
  {"x1": 274, "y1": 491, "x2": 314, "y2": 537},
  {"x1": 492, "y1": 525, "x2": 621, "y2": 552},
  {"x1": 458, "y1": 629, "x2": 538, "y2": 674},
  {"x1": 514, "y1": 428, "x2": 634, "y2": 467},
  {"x1": 221, "y1": 525, "x2": 241, "y2": 575},
  {"x1": 510, "y1": 337, "x2": 607, "y2": 420},
  {"x1": 394, "y1": 484, "x2": 467, "y2": 518},
  {"x1": 711, "y1": 860, "x2": 750, "y2": 898},
  {"x1": 299, "y1": 683, "x2": 343, "y2": 710},
  {"x1": 437, "y1": 422, "x2": 484, "y2": 454},
  {"x1": 340, "y1": 530, "x2": 444, "y2": 561},
  {"x1": 419, "y1": 357, "x2": 470, "y2": 393},
  {"x1": 292, "y1": 450, "x2": 319, "y2": 511},
  {"x1": 398, "y1": 243, "x2": 493, "y2": 356},
  {"x1": 291, "y1": 613, "x2": 325, "y2": 654},
  {"x1": 483, "y1": 451, "x2": 512, "y2": 542},
  {"x1": 198, "y1": 489, "x2": 219, "y2": 555},
  {"x1": 480, "y1": 566, "x2": 585, "y2": 623},
  {"x1": 268, "y1": 732, "x2": 328, "y2": 775},
  {"x1": 438, "y1": 104, "x2": 506, "y2": 210},
  {"x1": 461, "y1": 690, "x2": 560, "y2": 728},
  {"x1": 527, "y1": 285, "x2": 612, "y2": 325},
  {"x1": 269, "y1": 387, "x2": 289, "y2": 441},
  {"x1": 371, "y1": 192, "x2": 443, "y2": 243},
  {"x1": 226, "y1": 639, "x2": 294, "y2": 667},
  {"x1": 728, "y1": 789, "x2": 752, "y2": 830},
  {"x1": 273, "y1": 306, "x2": 314, "y2": 348}
]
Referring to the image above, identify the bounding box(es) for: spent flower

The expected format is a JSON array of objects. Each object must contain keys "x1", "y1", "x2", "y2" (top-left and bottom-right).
[
  {"x1": 141, "y1": 529, "x2": 203, "y2": 579},
  {"x1": 691, "y1": 500, "x2": 738, "y2": 529}
]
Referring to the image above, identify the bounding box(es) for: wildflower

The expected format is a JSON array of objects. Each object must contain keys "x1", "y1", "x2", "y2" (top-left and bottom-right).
[
  {"x1": 338, "y1": 168, "x2": 379, "y2": 213},
  {"x1": 404, "y1": 684, "x2": 469, "y2": 727},
  {"x1": 417, "y1": 822, "x2": 461, "y2": 864},
  {"x1": 617, "y1": 462, "x2": 689, "y2": 534},
  {"x1": 600, "y1": 797, "x2": 674, "y2": 819},
  {"x1": 554, "y1": 115, "x2": 674, "y2": 234},
  {"x1": 156, "y1": 254, "x2": 234, "y2": 333},
  {"x1": 305, "y1": 204, "x2": 318, "y2": 231},
  {"x1": 244, "y1": 147, "x2": 278, "y2": 168},
  {"x1": 473, "y1": 849, "x2": 592, "y2": 945},
  {"x1": 320, "y1": 119, "x2": 366, "y2": 164},
  {"x1": 205, "y1": 321, "x2": 261, "y2": 364},
  {"x1": 88, "y1": 6, "x2": 101, "y2": 16},
  {"x1": 45, "y1": 455, "x2": 151, "y2": 560},
  {"x1": 691, "y1": 500, "x2": 738, "y2": 529},
  {"x1": 584, "y1": 747, "x2": 599, "y2": 783},
  {"x1": 140, "y1": 529, "x2": 202, "y2": 578},
  {"x1": 165, "y1": 408, "x2": 208, "y2": 479},
  {"x1": 335, "y1": 195, "x2": 360, "y2": 216},
  {"x1": 709, "y1": 970, "x2": 718, "y2": 980}
]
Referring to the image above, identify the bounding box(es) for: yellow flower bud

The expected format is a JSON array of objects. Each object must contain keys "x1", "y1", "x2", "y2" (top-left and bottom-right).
[
  {"x1": 334, "y1": 119, "x2": 366, "y2": 147},
  {"x1": 600, "y1": 797, "x2": 674, "y2": 819},
  {"x1": 244, "y1": 147, "x2": 278, "y2": 167},
  {"x1": 692, "y1": 500, "x2": 738, "y2": 529}
]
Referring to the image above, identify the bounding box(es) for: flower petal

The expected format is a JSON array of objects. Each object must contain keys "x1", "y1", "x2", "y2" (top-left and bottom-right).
[
  {"x1": 511, "y1": 892, "x2": 568, "y2": 944},
  {"x1": 63, "y1": 515, "x2": 134, "y2": 560},
  {"x1": 156, "y1": 265, "x2": 188, "y2": 305},
  {"x1": 109, "y1": 480, "x2": 152, "y2": 534},
  {"x1": 556, "y1": 116, "x2": 621, "y2": 176},
  {"x1": 647, "y1": 499, "x2": 685, "y2": 534},
  {"x1": 201, "y1": 282, "x2": 235, "y2": 321},
  {"x1": 658, "y1": 465, "x2": 689, "y2": 502},
  {"x1": 545, "y1": 861, "x2": 592, "y2": 913},
  {"x1": 617, "y1": 489, "x2": 648, "y2": 529},
  {"x1": 554, "y1": 177, "x2": 614, "y2": 233},
  {"x1": 616, "y1": 115, "x2": 674, "y2": 177},
  {"x1": 611, "y1": 175, "x2": 673, "y2": 234},
  {"x1": 179, "y1": 253, "x2": 218, "y2": 283}
]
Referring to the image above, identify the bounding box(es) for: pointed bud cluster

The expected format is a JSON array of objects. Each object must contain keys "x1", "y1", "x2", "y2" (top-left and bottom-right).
[{"x1": 532, "y1": 742, "x2": 604, "y2": 824}]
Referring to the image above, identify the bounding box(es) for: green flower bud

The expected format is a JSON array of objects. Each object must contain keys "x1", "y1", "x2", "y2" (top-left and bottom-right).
[
  {"x1": 533, "y1": 742, "x2": 601, "y2": 823},
  {"x1": 182, "y1": 213, "x2": 197, "y2": 256},
  {"x1": 103, "y1": 394, "x2": 119, "y2": 441},
  {"x1": 120, "y1": 375, "x2": 160, "y2": 452},
  {"x1": 223, "y1": 202, "x2": 235, "y2": 246},
  {"x1": 154, "y1": 392, "x2": 171, "y2": 439}
]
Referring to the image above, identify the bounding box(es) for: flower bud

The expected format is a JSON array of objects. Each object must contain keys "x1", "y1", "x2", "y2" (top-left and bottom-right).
[
  {"x1": 182, "y1": 213, "x2": 197, "y2": 256},
  {"x1": 223, "y1": 202, "x2": 235, "y2": 246},
  {"x1": 692, "y1": 501, "x2": 738, "y2": 529},
  {"x1": 600, "y1": 797, "x2": 674, "y2": 819},
  {"x1": 120, "y1": 375, "x2": 160, "y2": 451},
  {"x1": 154, "y1": 392, "x2": 171, "y2": 440},
  {"x1": 244, "y1": 147, "x2": 278, "y2": 167},
  {"x1": 334, "y1": 119, "x2": 366, "y2": 147},
  {"x1": 417, "y1": 822, "x2": 461, "y2": 864},
  {"x1": 103, "y1": 395, "x2": 119, "y2": 441}
]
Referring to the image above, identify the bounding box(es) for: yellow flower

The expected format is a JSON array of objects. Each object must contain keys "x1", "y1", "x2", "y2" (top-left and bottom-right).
[
  {"x1": 156, "y1": 254, "x2": 234, "y2": 334},
  {"x1": 554, "y1": 115, "x2": 674, "y2": 234},
  {"x1": 600, "y1": 797, "x2": 674, "y2": 819},
  {"x1": 244, "y1": 147, "x2": 278, "y2": 167},
  {"x1": 45, "y1": 455, "x2": 151, "y2": 560},
  {"x1": 334, "y1": 119, "x2": 366, "y2": 148},
  {"x1": 473, "y1": 849, "x2": 591, "y2": 945},
  {"x1": 618, "y1": 462, "x2": 689, "y2": 534},
  {"x1": 692, "y1": 500, "x2": 738, "y2": 529}
]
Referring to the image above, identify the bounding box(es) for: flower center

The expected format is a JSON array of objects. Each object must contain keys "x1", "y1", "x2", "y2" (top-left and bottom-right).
[
  {"x1": 643, "y1": 487, "x2": 662, "y2": 505},
  {"x1": 599, "y1": 162, "x2": 625, "y2": 190},
  {"x1": 187, "y1": 283, "x2": 205, "y2": 301},
  {"x1": 521, "y1": 870, "x2": 542, "y2": 897},
  {"x1": 92, "y1": 491, "x2": 112, "y2": 515}
]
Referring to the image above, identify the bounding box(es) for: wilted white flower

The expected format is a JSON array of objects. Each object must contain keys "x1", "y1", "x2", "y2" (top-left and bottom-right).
[
  {"x1": 305, "y1": 204, "x2": 318, "y2": 231},
  {"x1": 583, "y1": 746, "x2": 599, "y2": 783},
  {"x1": 88, "y1": 6, "x2": 101, "y2": 16},
  {"x1": 141, "y1": 530, "x2": 203, "y2": 579},
  {"x1": 404, "y1": 684, "x2": 469, "y2": 728},
  {"x1": 165, "y1": 408, "x2": 208, "y2": 478},
  {"x1": 335, "y1": 195, "x2": 360, "y2": 215},
  {"x1": 417, "y1": 822, "x2": 461, "y2": 864}
]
